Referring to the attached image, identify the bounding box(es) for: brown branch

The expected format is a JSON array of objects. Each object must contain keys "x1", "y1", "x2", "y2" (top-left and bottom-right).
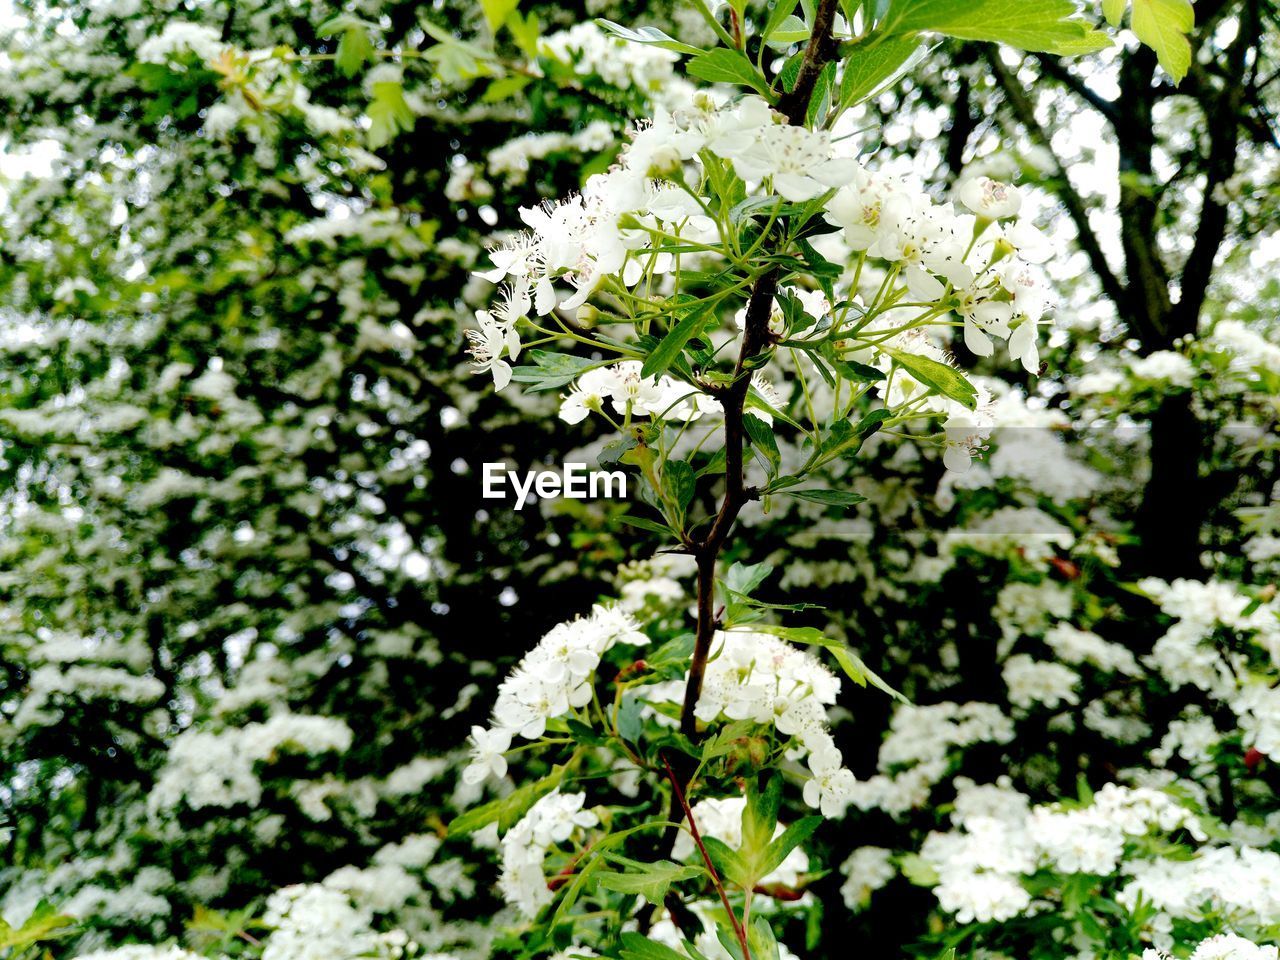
[
  {"x1": 986, "y1": 52, "x2": 1129, "y2": 316},
  {"x1": 1169, "y1": 0, "x2": 1260, "y2": 338},
  {"x1": 662, "y1": 754, "x2": 750, "y2": 959},
  {"x1": 677, "y1": 0, "x2": 843, "y2": 743},
  {"x1": 1031, "y1": 54, "x2": 1120, "y2": 126}
]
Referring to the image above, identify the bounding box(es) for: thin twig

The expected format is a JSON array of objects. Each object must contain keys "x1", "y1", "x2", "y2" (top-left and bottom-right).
[{"x1": 662, "y1": 754, "x2": 750, "y2": 959}]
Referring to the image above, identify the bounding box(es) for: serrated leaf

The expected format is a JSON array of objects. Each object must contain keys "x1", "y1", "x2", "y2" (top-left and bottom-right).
[
  {"x1": 447, "y1": 764, "x2": 565, "y2": 837},
  {"x1": 335, "y1": 26, "x2": 375, "y2": 77},
  {"x1": 700, "y1": 719, "x2": 758, "y2": 761},
  {"x1": 367, "y1": 79, "x2": 416, "y2": 148},
  {"x1": 743, "y1": 414, "x2": 781, "y2": 478},
  {"x1": 480, "y1": 0, "x2": 519, "y2": 32},
  {"x1": 1130, "y1": 0, "x2": 1193, "y2": 82},
  {"x1": 839, "y1": 36, "x2": 924, "y2": 107},
  {"x1": 743, "y1": 774, "x2": 782, "y2": 856},
  {"x1": 686, "y1": 48, "x2": 774, "y2": 97},
  {"x1": 643, "y1": 302, "x2": 716, "y2": 379},
  {"x1": 805, "y1": 59, "x2": 838, "y2": 127},
  {"x1": 595, "y1": 19, "x2": 703, "y2": 55},
  {"x1": 619, "y1": 932, "x2": 693, "y2": 960},
  {"x1": 748, "y1": 915, "x2": 782, "y2": 960},
  {"x1": 762, "y1": 0, "x2": 801, "y2": 41},
  {"x1": 881, "y1": 0, "x2": 1111, "y2": 55},
  {"x1": 510, "y1": 350, "x2": 605, "y2": 392},
  {"x1": 662, "y1": 459, "x2": 696, "y2": 517},
  {"x1": 702, "y1": 836, "x2": 753, "y2": 889},
  {"x1": 598, "y1": 857, "x2": 704, "y2": 905},
  {"x1": 884, "y1": 346, "x2": 978, "y2": 410},
  {"x1": 767, "y1": 14, "x2": 810, "y2": 45}
]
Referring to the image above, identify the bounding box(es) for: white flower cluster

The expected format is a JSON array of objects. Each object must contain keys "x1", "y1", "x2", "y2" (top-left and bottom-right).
[
  {"x1": 1145, "y1": 935, "x2": 1278, "y2": 960},
  {"x1": 1140, "y1": 577, "x2": 1280, "y2": 753},
  {"x1": 849, "y1": 702, "x2": 1015, "y2": 817},
  {"x1": 692, "y1": 630, "x2": 852, "y2": 816},
  {"x1": 1001, "y1": 653, "x2": 1080, "y2": 711},
  {"x1": 472, "y1": 91, "x2": 1053, "y2": 458},
  {"x1": 1043, "y1": 622, "x2": 1142, "y2": 676},
  {"x1": 558, "y1": 360, "x2": 719, "y2": 424},
  {"x1": 839, "y1": 845, "x2": 896, "y2": 912},
  {"x1": 138, "y1": 22, "x2": 225, "y2": 65},
  {"x1": 539, "y1": 23, "x2": 690, "y2": 103},
  {"x1": 487, "y1": 122, "x2": 617, "y2": 184},
  {"x1": 148, "y1": 714, "x2": 354, "y2": 813},
  {"x1": 1207, "y1": 319, "x2": 1280, "y2": 374},
  {"x1": 1129, "y1": 350, "x2": 1195, "y2": 387},
  {"x1": 499, "y1": 789, "x2": 598, "y2": 917},
  {"x1": 463, "y1": 605, "x2": 649, "y2": 784},
  {"x1": 830, "y1": 172, "x2": 1051, "y2": 373},
  {"x1": 921, "y1": 781, "x2": 1206, "y2": 925},
  {"x1": 1122, "y1": 847, "x2": 1280, "y2": 942},
  {"x1": 261, "y1": 884, "x2": 415, "y2": 960}
]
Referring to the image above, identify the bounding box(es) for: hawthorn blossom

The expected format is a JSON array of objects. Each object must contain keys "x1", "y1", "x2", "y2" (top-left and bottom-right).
[{"x1": 959, "y1": 176, "x2": 1023, "y2": 220}]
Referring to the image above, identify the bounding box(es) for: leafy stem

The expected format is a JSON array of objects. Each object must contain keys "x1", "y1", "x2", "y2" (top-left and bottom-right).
[{"x1": 661, "y1": 753, "x2": 751, "y2": 960}]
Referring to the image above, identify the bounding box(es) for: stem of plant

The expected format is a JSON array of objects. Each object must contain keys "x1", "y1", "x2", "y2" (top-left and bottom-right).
[
  {"x1": 645, "y1": 0, "x2": 844, "y2": 933},
  {"x1": 662, "y1": 754, "x2": 751, "y2": 960}
]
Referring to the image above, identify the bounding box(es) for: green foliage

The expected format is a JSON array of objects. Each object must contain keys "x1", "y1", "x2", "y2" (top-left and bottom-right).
[
  {"x1": 1117, "y1": 0, "x2": 1195, "y2": 81},
  {"x1": 880, "y1": 0, "x2": 1111, "y2": 54}
]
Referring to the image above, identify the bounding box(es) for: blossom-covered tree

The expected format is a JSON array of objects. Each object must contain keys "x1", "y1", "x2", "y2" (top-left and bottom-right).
[{"x1": 0, "y1": 0, "x2": 1278, "y2": 959}]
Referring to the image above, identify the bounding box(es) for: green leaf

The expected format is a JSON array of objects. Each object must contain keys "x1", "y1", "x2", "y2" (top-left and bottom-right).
[
  {"x1": 686, "y1": 49, "x2": 774, "y2": 97},
  {"x1": 0, "y1": 902, "x2": 75, "y2": 951},
  {"x1": 883, "y1": 346, "x2": 979, "y2": 410},
  {"x1": 702, "y1": 836, "x2": 754, "y2": 889},
  {"x1": 743, "y1": 414, "x2": 781, "y2": 478},
  {"x1": 481, "y1": 74, "x2": 533, "y2": 102},
  {"x1": 838, "y1": 37, "x2": 923, "y2": 107},
  {"x1": 662, "y1": 459, "x2": 696, "y2": 517},
  {"x1": 367, "y1": 79, "x2": 416, "y2": 149},
  {"x1": 723, "y1": 560, "x2": 772, "y2": 598},
  {"x1": 805, "y1": 59, "x2": 838, "y2": 127},
  {"x1": 766, "y1": 14, "x2": 810, "y2": 45},
  {"x1": 880, "y1": 0, "x2": 1111, "y2": 55},
  {"x1": 824, "y1": 348, "x2": 885, "y2": 383},
  {"x1": 511, "y1": 350, "x2": 606, "y2": 392},
  {"x1": 597, "y1": 857, "x2": 704, "y2": 905},
  {"x1": 619, "y1": 932, "x2": 693, "y2": 960},
  {"x1": 595, "y1": 19, "x2": 703, "y2": 55},
  {"x1": 619, "y1": 513, "x2": 674, "y2": 537},
  {"x1": 742, "y1": 774, "x2": 782, "y2": 856},
  {"x1": 700, "y1": 719, "x2": 758, "y2": 761},
  {"x1": 751, "y1": 625, "x2": 906, "y2": 701},
  {"x1": 1130, "y1": 0, "x2": 1193, "y2": 82},
  {"x1": 748, "y1": 915, "x2": 782, "y2": 960},
  {"x1": 335, "y1": 25, "x2": 376, "y2": 77},
  {"x1": 900, "y1": 852, "x2": 940, "y2": 886},
  {"x1": 480, "y1": 0, "x2": 519, "y2": 32},
  {"x1": 761, "y1": 0, "x2": 799, "y2": 39},
  {"x1": 1102, "y1": 0, "x2": 1125, "y2": 25},
  {"x1": 447, "y1": 764, "x2": 566, "y2": 837},
  {"x1": 777, "y1": 488, "x2": 866, "y2": 507},
  {"x1": 760, "y1": 816, "x2": 821, "y2": 876},
  {"x1": 643, "y1": 302, "x2": 715, "y2": 379}
]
